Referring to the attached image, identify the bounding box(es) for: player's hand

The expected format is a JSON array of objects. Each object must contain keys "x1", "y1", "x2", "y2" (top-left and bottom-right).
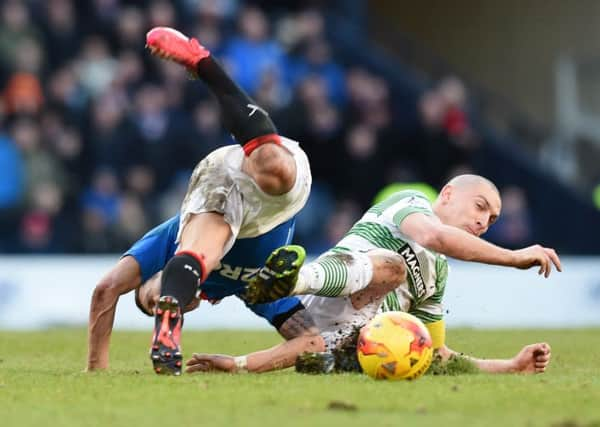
[
  {"x1": 511, "y1": 343, "x2": 551, "y2": 374},
  {"x1": 511, "y1": 245, "x2": 562, "y2": 278},
  {"x1": 185, "y1": 353, "x2": 237, "y2": 373}
]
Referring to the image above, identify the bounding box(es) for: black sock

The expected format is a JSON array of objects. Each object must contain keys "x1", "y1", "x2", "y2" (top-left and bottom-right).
[
  {"x1": 195, "y1": 56, "x2": 277, "y2": 144},
  {"x1": 160, "y1": 253, "x2": 204, "y2": 309}
]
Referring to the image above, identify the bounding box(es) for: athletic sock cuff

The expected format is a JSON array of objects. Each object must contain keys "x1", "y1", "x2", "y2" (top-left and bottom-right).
[{"x1": 242, "y1": 133, "x2": 282, "y2": 156}]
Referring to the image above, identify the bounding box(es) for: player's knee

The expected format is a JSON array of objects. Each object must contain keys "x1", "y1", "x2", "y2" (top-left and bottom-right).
[
  {"x1": 370, "y1": 250, "x2": 407, "y2": 286},
  {"x1": 250, "y1": 144, "x2": 296, "y2": 195}
]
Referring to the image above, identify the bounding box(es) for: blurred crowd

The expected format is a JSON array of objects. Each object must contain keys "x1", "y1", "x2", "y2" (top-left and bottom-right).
[{"x1": 0, "y1": 0, "x2": 533, "y2": 254}]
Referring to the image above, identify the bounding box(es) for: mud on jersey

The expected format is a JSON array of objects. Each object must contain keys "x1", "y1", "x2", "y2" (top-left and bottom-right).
[{"x1": 342, "y1": 190, "x2": 448, "y2": 324}]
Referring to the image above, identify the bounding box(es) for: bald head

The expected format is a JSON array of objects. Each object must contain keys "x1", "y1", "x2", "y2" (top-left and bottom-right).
[
  {"x1": 446, "y1": 174, "x2": 500, "y2": 196},
  {"x1": 434, "y1": 174, "x2": 502, "y2": 236}
]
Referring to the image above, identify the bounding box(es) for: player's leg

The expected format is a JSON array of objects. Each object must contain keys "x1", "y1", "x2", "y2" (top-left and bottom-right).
[
  {"x1": 150, "y1": 212, "x2": 232, "y2": 375},
  {"x1": 134, "y1": 272, "x2": 201, "y2": 317},
  {"x1": 146, "y1": 28, "x2": 307, "y2": 375},
  {"x1": 87, "y1": 256, "x2": 142, "y2": 371},
  {"x1": 246, "y1": 248, "x2": 406, "y2": 305},
  {"x1": 348, "y1": 249, "x2": 407, "y2": 310},
  {"x1": 146, "y1": 27, "x2": 297, "y2": 196},
  {"x1": 244, "y1": 245, "x2": 306, "y2": 304},
  {"x1": 158, "y1": 212, "x2": 230, "y2": 313}
]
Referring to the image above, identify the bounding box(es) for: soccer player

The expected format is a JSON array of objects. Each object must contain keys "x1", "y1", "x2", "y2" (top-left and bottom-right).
[
  {"x1": 88, "y1": 26, "x2": 314, "y2": 375},
  {"x1": 88, "y1": 213, "x2": 325, "y2": 374},
  {"x1": 186, "y1": 175, "x2": 557, "y2": 374},
  {"x1": 247, "y1": 174, "x2": 560, "y2": 305}
]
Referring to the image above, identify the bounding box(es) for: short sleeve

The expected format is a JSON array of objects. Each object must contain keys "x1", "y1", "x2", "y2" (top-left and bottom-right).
[{"x1": 387, "y1": 192, "x2": 434, "y2": 227}]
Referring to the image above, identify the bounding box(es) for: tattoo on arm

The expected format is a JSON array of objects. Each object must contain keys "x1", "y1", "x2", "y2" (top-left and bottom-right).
[{"x1": 278, "y1": 309, "x2": 320, "y2": 340}]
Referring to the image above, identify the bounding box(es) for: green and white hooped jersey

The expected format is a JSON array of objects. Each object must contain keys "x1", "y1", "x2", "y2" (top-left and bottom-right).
[
  {"x1": 300, "y1": 190, "x2": 448, "y2": 350},
  {"x1": 340, "y1": 190, "x2": 448, "y2": 324}
]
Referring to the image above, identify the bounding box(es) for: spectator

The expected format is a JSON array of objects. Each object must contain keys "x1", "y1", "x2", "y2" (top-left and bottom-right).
[
  {"x1": 339, "y1": 124, "x2": 385, "y2": 209},
  {"x1": 486, "y1": 186, "x2": 533, "y2": 249},
  {"x1": 0, "y1": 0, "x2": 41, "y2": 76},
  {"x1": 158, "y1": 171, "x2": 191, "y2": 221},
  {"x1": 76, "y1": 36, "x2": 118, "y2": 98},
  {"x1": 46, "y1": 63, "x2": 88, "y2": 122},
  {"x1": 10, "y1": 117, "x2": 66, "y2": 201},
  {"x1": 39, "y1": 0, "x2": 79, "y2": 69},
  {"x1": 278, "y1": 75, "x2": 344, "y2": 187},
  {"x1": 3, "y1": 72, "x2": 44, "y2": 115},
  {"x1": 40, "y1": 110, "x2": 85, "y2": 194},
  {"x1": 0, "y1": 132, "x2": 24, "y2": 249},
  {"x1": 81, "y1": 167, "x2": 121, "y2": 226},
  {"x1": 0, "y1": 2, "x2": 560, "y2": 255},
  {"x1": 293, "y1": 182, "x2": 335, "y2": 253},
  {"x1": 147, "y1": 0, "x2": 177, "y2": 29},
  {"x1": 0, "y1": 132, "x2": 24, "y2": 210},
  {"x1": 124, "y1": 164, "x2": 158, "y2": 222},
  {"x1": 88, "y1": 89, "x2": 133, "y2": 175},
  {"x1": 18, "y1": 181, "x2": 72, "y2": 253},
  {"x1": 131, "y1": 84, "x2": 183, "y2": 188},
  {"x1": 178, "y1": 99, "x2": 230, "y2": 167},
  {"x1": 276, "y1": 8, "x2": 325, "y2": 51},
  {"x1": 223, "y1": 6, "x2": 285, "y2": 95},
  {"x1": 181, "y1": 0, "x2": 238, "y2": 23},
  {"x1": 115, "y1": 7, "x2": 147, "y2": 52},
  {"x1": 112, "y1": 194, "x2": 150, "y2": 251},
  {"x1": 417, "y1": 77, "x2": 480, "y2": 186},
  {"x1": 325, "y1": 199, "x2": 361, "y2": 244},
  {"x1": 79, "y1": 206, "x2": 113, "y2": 253},
  {"x1": 113, "y1": 50, "x2": 145, "y2": 95},
  {"x1": 286, "y1": 37, "x2": 346, "y2": 106}
]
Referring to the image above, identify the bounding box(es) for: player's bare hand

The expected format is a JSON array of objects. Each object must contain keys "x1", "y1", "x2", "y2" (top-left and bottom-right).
[
  {"x1": 512, "y1": 245, "x2": 562, "y2": 278},
  {"x1": 511, "y1": 343, "x2": 551, "y2": 374},
  {"x1": 185, "y1": 353, "x2": 236, "y2": 373}
]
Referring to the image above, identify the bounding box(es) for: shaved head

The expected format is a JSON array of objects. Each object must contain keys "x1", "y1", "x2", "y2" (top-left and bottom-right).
[
  {"x1": 446, "y1": 174, "x2": 500, "y2": 196},
  {"x1": 434, "y1": 174, "x2": 502, "y2": 236}
]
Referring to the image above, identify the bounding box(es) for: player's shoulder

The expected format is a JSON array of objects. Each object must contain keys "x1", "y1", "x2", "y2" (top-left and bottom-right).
[
  {"x1": 400, "y1": 189, "x2": 432, "y2": 203},
  {"x1": 369, "y1": 189, "x2": 432, "y2": 213}
]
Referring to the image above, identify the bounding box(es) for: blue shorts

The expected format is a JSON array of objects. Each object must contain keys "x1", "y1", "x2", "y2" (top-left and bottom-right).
[
  {"x1": 123, "y1": 215, "x2": 304, "y2": 328},
  {"x1": 124, "y1": 215, "x2": 180, "y2": 284},
  {"x1": 245, "y1": 298, "x2": 304, "y2": 329}
]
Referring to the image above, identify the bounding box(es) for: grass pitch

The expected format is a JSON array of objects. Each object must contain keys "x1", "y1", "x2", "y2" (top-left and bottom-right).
[{"x1": 1, "y1": 328, "x2": 599, "y2": 427}]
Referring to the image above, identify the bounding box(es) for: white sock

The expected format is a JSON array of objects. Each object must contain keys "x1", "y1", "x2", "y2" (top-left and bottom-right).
[{"x1": 291, "y1": 252, "x2": 373, "y2": 297}]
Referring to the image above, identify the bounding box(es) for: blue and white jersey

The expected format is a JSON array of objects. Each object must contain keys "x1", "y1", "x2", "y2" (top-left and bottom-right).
[{"x1": 124, "y1": 215, "x2": 301, "y2": 327}]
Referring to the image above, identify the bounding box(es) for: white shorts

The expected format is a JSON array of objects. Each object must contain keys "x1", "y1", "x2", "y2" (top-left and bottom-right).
[
  {"x1": 300, "y1": 294, "x2": 382, "y2": 351},
  {"x1": 300, "y1": 242, "x2": 402, "y2": 351},
  {"x1": 300, "y1": 249, "x2": 378, "y2": 351},
  {"x1": 176, "y1": 137, "x2": 311, "y2": 254}
]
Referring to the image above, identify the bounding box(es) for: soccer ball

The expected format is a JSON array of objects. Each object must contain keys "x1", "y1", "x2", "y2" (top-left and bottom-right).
[{"x1": 357, "y1": 311, "x2": 433, "y2": 380}]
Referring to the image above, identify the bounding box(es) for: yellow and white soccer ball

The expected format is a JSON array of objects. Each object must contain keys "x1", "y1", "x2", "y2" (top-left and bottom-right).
[{"x1": 357, "y1": 311, "x2": 433, "y2": 380}]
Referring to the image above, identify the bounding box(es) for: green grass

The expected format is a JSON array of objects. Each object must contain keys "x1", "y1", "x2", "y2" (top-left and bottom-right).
[{"x1": 1, "y1": 328, "x2": 599, "y2": 427}]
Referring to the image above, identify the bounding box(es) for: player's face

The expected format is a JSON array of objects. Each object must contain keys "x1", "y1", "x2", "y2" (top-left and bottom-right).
[{"x1": 442, "y1": 183, "x2": 501, "y2": 236}]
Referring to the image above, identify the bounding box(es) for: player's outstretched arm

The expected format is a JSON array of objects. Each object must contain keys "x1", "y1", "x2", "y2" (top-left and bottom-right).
[
  {"x1": 437, "y1": 343, "x2": 551, "y2": 374},
  {"x1": 400, "y1": 213, "x2": 562, "y2": 277},
  {"x1": 87, "y1": 257, "x2": 142, "y2": 371},
  {"x1": 186, "y1": 309, "x2": 324, "y2": 374},
  {"x1": 186, "y1": 334, "x2": 324, "y2": 374}
]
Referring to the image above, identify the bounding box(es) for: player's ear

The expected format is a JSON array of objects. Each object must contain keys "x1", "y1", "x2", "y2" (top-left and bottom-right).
[{"x1": 439, "y1": 185, "x2": 452, "y2": 203}]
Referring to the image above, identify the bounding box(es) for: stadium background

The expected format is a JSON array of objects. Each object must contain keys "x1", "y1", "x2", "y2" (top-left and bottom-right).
[{"x1": 0, "y1": 0, "x2": 598, "y2": 330}]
